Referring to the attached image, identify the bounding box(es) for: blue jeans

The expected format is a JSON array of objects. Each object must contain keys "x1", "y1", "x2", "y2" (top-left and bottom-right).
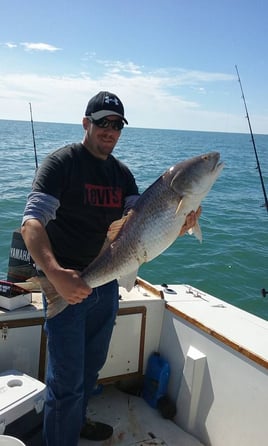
[{"x1": 42, "y1": 280, "x2": 119, "y2": 446}]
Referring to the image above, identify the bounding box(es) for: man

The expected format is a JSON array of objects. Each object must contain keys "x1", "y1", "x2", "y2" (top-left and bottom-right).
[{"x1": 21, "y1": 91, "x2": 199, "y2": 445}]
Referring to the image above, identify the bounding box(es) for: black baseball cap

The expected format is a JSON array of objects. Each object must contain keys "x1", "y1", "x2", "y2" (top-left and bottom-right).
[{"x1": 85, "y1": 91, "x2": 128, "y2": 124}]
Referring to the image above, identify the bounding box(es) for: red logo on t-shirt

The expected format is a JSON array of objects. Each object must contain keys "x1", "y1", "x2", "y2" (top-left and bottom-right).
[{"x1": 84, "y1": 184, "x2": 122, "y2": 207}]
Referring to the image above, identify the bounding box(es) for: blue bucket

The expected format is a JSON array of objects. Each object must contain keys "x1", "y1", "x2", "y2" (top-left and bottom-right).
[{"x1": 143, "y1": 352, "x2": 170, "y2": 408}]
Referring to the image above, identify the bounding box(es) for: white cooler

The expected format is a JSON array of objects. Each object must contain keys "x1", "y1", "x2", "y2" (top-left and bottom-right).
[
  {"x1": 0, "y1": 436, "x2": 26, "y2": 445},
  {"x1": 0, "y1": 370, "x2": 46, "y2": 436}
]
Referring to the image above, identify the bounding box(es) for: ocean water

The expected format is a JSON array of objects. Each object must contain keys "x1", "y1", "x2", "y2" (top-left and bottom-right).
[{"x1": 0, "y1": 119, "x2": 267, "y2": 319}]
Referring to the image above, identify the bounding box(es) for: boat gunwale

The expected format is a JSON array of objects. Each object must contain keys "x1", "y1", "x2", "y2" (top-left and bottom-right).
[{"x1": 165, "y1": 302, "x2": 268, "y2": 370}]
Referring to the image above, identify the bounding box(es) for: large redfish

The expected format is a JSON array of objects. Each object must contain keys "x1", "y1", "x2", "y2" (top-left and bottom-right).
[{"x1": 39, "y1": 152, "x2": 224, "y2": 318}]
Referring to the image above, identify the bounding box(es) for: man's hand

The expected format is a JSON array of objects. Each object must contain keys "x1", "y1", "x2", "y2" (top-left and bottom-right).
[
  {"x1": 47, "y1": 268, "x2": 92, "y2": 305},
  {"x1": 179, "y1": 206, "x2": 202, "y2": 237}
]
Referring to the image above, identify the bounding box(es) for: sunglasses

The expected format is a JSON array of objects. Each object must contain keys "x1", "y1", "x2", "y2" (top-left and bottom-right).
[{"x1": 88, "y1": 117, "x2": 124, "y2": 131}]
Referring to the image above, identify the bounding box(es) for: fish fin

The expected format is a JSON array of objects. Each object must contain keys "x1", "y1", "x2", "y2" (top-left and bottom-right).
[
  {"x1": 176, "y1": 200, "x2": 203, "y2": 242},
  {"x1": 118, "y1": 269, "x2": 139, "y2": 292},
  {"x1": 188, "y1": 221, "x2": 203, "y2": 242},
  {"x1": 37, "y1": 276, "x2": 69, "y2": 318},
  {"x1": 175, "y1": 199, "x2": 184, "y2": 215},
  {"x1": 95, "y1": 211, "x2": 134, "y2": 258},
  {"x1": 107, "y1": 211, "x2": 134, "y2": 243},
  {"x1": 14, "y1": 280, "x2": 40, "y2": 292}
]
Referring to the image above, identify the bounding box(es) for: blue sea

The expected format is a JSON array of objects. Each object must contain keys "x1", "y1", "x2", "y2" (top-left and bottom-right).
[{"x1": 0, "y1": 119, "x2": 267, "y2": 319}]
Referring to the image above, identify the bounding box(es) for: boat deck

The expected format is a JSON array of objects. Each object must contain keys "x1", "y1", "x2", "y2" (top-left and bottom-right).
[
  {"x1": 80, "y1": 384, "x2": 204, "y2": 446},
  {"x1": 19, "y1": 384, "x2": 203, "y2": 446}
]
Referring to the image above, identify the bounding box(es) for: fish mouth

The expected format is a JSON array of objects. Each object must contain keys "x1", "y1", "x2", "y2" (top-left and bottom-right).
[
  {"x1": 205, "y1": 152, "x2": 224, "y2": 175},
  {"x1": 214, "y1": 159, "x2": 224, "y2": 176},
  {"x1": 216, "y1": 160, "x2": 224, "y2": 173}
]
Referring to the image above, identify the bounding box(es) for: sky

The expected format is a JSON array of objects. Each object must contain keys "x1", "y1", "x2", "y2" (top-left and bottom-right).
[{"x1": 1, "y1": 0, "x2": 268, "y2": 134}]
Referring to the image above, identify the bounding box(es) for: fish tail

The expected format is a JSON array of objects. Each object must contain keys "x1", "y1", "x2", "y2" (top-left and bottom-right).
[{"x1": 37, "y1": 276, "x2": 68, "y2": 318}]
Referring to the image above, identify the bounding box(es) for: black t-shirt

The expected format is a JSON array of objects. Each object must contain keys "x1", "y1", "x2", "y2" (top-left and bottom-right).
[{"x1": 33, "y1": 143, "x2": 139, "y2": 270}]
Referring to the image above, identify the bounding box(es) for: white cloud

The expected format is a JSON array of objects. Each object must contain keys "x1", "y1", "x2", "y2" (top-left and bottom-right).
[
  {"x1": 97, "y1": 59, "x2": 143, "y2": 75},
  {"x1": 20, "y1": 42, "x2": 61, "y2": 52},
  {"x1": 4, "y1": 42, "x2": 17, "y2": 48},
  {"x1": 0, "y1": 67, "x2": 265, "y2": 134}
]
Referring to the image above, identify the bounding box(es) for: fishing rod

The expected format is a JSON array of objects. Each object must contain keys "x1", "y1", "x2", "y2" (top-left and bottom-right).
[
  {"x1": 235, "y1": 65, "x2": 268, "y2": 212},
  {"x1": 29, "y1": 102, "x2": 38, "y2": 170},
  {"x1": 7, "y1": 103, "x2": 39, "y2": 282}
]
